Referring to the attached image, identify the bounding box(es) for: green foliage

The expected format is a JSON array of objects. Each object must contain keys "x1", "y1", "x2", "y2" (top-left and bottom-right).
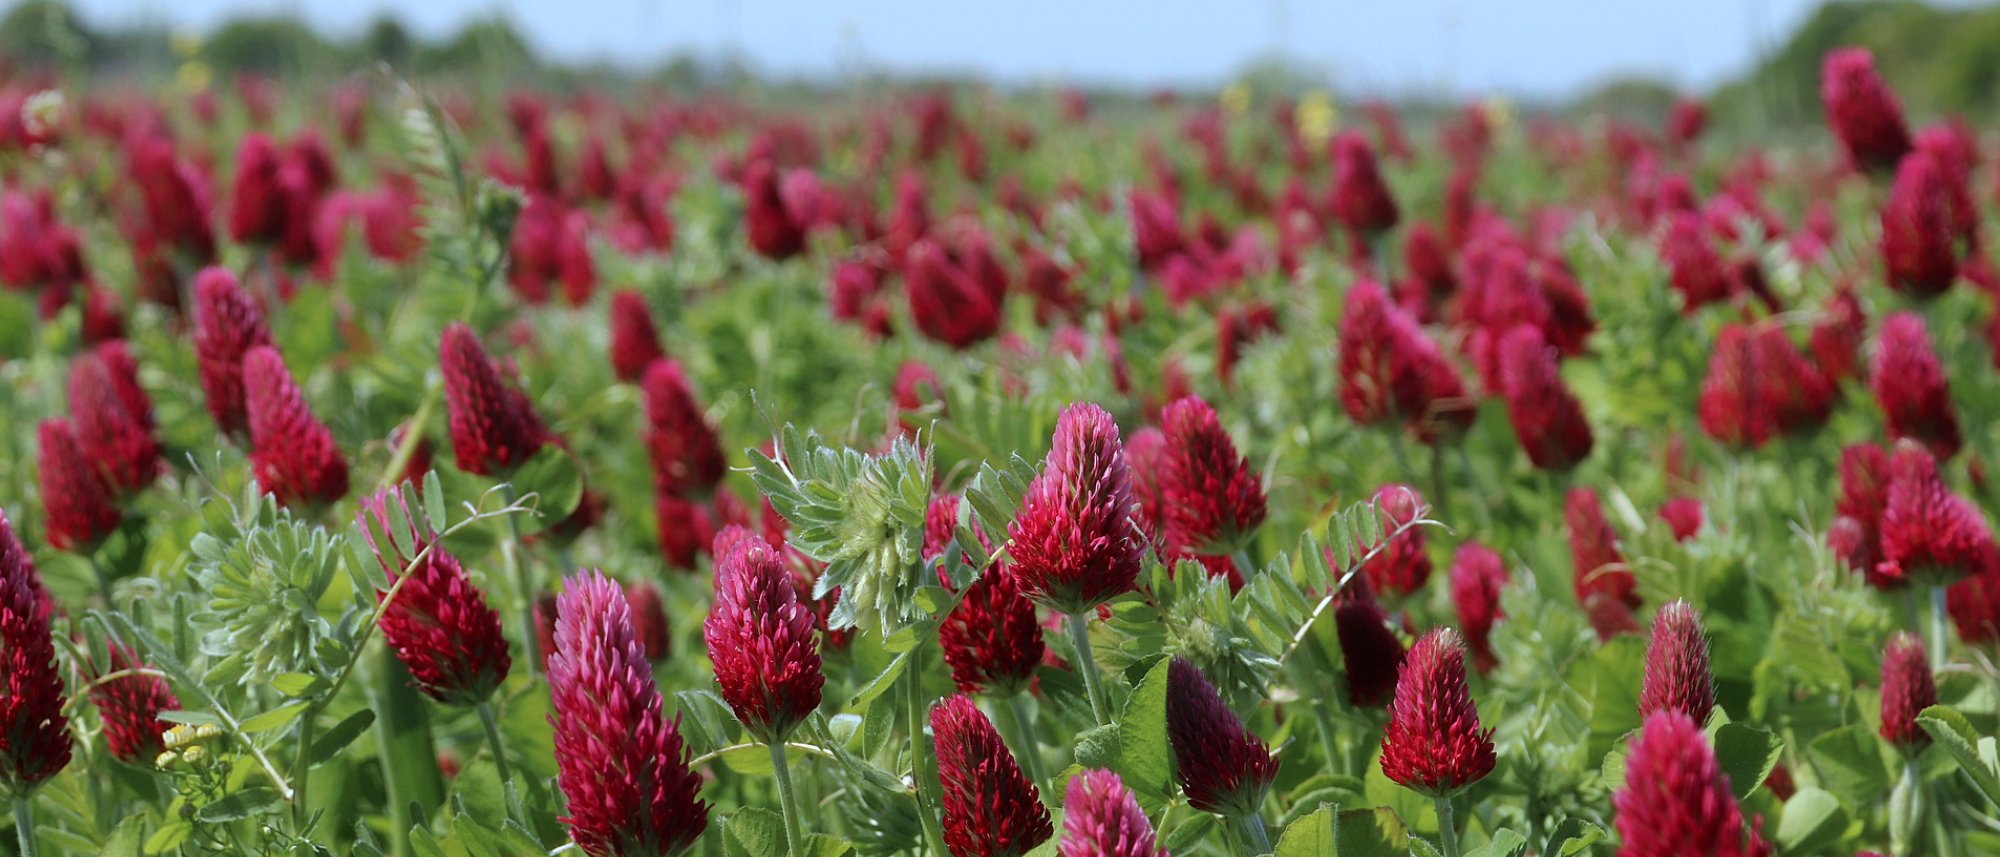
[{"x1": 187, "y1": 486, "x2": 350, "y2": 686}]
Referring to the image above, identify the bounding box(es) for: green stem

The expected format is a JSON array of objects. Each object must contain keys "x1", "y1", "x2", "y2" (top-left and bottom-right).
[
  {"x1": 1428, "y1": 442, "x2": 1451, "y2": 522},
  {"x1": 86, "y1": 552, "x2": 113, "y2": 608},
  {"x1": 292, "y1": 712, "x2": 317, "y2": 829},
  {"x1": 1000, "y1": 693, "x2": 1046, "y2": 793},
  {"x1": 13, "y1": 797, "x2": 35, "y2": 857},
  {"x1": 770, "y1": 742, "x2": 806, "y2": 857},
  {"x1": 1066, "y1": 612, "x2": 1112, "y2": 725},
  {"x1": 1232, "y1": 548, "x2": 1258, "y2": 579},
  {"x1": 1434, "y1": 794, "x2": 1461, "y2": 857},
  {"x1": 498, "y1": 483, "x2": 540, "y2": 676},
  {"x1": 1931, "y1": 586, "x2": 1949, "y2": 671},
  {"x1": 904, "y1": 647, "x2": 949, "y2": 857},
  {"x1": 474, "y1": 702, "x2": 514, "y2": 786},
  {"x1": 1235, "y1": 813, "x2": 1273, "y2": 857}
]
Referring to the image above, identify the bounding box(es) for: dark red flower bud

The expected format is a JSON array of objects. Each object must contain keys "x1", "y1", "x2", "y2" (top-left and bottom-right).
[
  {"x1": 1498, "y1": 325, "x2": 1593, "y2": 471},
  {"x1": 608, "y1": 290, "x2": 666, "y2": 384},
  {"x1": 1335, "y1": 576, "x2": 1407, "y2": 707},
  {"x1": 1008, "y1": 403, "x2": 1144, "y2": 614},
  {"x1": 1449, "y1": 543, "x2": 1507, "y2": 674},
  {"x1": 705, "y1": 538, "x2": 823, "y2": 743},
  {"x1": 38, "y1": 418, "x2": 121, "y2": 552},
  {"x1": 742, "y1": 159, "x2": 808, "y2": 261},
  {"x1": 229, "y1": 133, "x2": 287, "y2": 244},
  {"x1": 1879, "y1": 631, "x2": 1935, "y2": 749},
  {"x1": 1871, "y1": 312, "x2": 1960, "y2": 461},
  {"x1": 68, "y1": 342, "x2": 162, "y2": 498},
  {"x1": 549, "y1": 571, "x2": 710, "y2": 857},
  {"x1": 192, "y1": 267, "x2": 274, "y2": 438},
  {"x1": 1329, "y1": 131, "x2": 1398, "y2": 236},
  {"x1": 358, "y1": 488, "x2": 510, "y2": 706},
  {"x1": 907, "y1": 239, "x2": 1003, "y2": 350},
  {"x1": 1159, "y1": 396, "x2": 1266, "y2": 555},
  {"x1": 1340, "y1": 279, "x2": 1470, "y2": 441},
  {"x1": 244, "y1": 347, "x2": 349, "y2": 509},
  {"x1": 1947, "y1": 561, "x2": 2000, "y2": 645},
  {"x1": 1567, "y1": 488, "x2": 1639, "y2": 640},
  {"x1": 1361, "y1": 484, "x2": 1431, "y2": 596},
  {"x1": 1808, "y1": 288, "x2": 1867, "y2": 386},
  {"x1": 933, "y1": 694, "x2": 1053, "y2": 857},
  {"x1": 642, "y1": 360, "x2": 726, "y2": 496},
  {"x1": 1658, "y1": 498, "x2": 1704, "y2": 543},
  {"x1": 1639, "y1": 600, "x2": 1715, "y2": 725},
  {"x1": 88, "y1": 643, "x2": 177, "y2": 763},
  {"x1": 625, "y1": 581, "x2": 672, "y2": 664},
  {"x1": 1379, "y1": 628, "x2": 1496, "y2": 797},
  {"x1": 1613, "y1": 710, "x2": 1773, "y2": 857},
  {"x1": 1876, "y1": 443, "x2": 1991, "y2": 589},
  {"x1": 1697, "y1": 324, "x2": 1833, "y2": 449},
  {"x1": 657, "y1": 493, "x2": 718, "y2": 570},
  {"x1": 440, "y1": 323, "x2": 551, "y2": 476},
  {"x1": 1166, "y1": 658, "x2": 1278, "y2": 816},
  {"x1": 0, "y1": 510, "x2": 70, "y2": 791},
  {"x1": 930, "y1": 496, "x2": 1045, "y2": 696},
  {"x1": 1058, "y1": 769, "x2": 1165, "y2": 857},
  {"x1": 1663, "y1": 213, "x2": 1734, "y2": 311},
  {"x1": 1821, "y1": 48, "x2": 1912, "y2": 173},
  {"x1": 1881, "y1": 151, "x2": 1960, "y2": 297},
  {"x1": 1667, "y1": 98, "x2": 1707, "y2": 151}
]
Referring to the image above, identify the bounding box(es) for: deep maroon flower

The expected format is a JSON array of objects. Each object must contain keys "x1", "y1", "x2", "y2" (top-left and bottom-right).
[
  {"x1": 906, "y1": 239, "x2": 1003, "y2": 349},
  {"x1": 1876, "y1": 443, "x2": 1991, "y2": 589},
  {"x1": 929, "y1": 496, "x2": 1045, "y2": 696},
  {"x1": 1881, "y1": 150, "x2": 1960, "y2": 297},
  {"x1": 358, "y1": 488, "x2": 510, "y2": 707},
  {"x1": 548, "y1": 571, "x2": 710, "y2": 857},
  {"x1": 1639, "y1": 600, "x2": 1716, "y2": 725},
  {"x1": 67, "y1": 342, "x2": 161, "y2": 498},
  {"x1": 1658, "y1": 498, "x2": 1704, "y2": 543},
  {"x1": 642, "y1": 360, "x2": 727, "y2": 496},
  {"x1": 1008, "y1": 403, "x2": 1145, "y2": 614},
  {"x1": 1498, "y1": 325, "x2": 1593, "y2": 471},
  {"x1": 191, "y1": 267, "x2": 274, "y2": 438},
  {"x1": 1329, "y1": 131, "x2": 1399, "y2": 236},
  {"x1": 1871, "y1": 312, "x2": 1961, "y2": 460},
  {"x1": 1820, "y1": 48, "x2": 1912, "y2": 173},
  {"x1": 440, "y1": 323, "x2": 551, "y2": 476},
  {"x1": 1830, "y1": 443, "x2": 1892, "y2": 581},
  {"x1": 1449, "y1": 543, "x2": 1507, "y2": 675},
  {"x1": 705, "y1": 537, "x2": 824, "y2": 743},
  {"x1": 1379, "y1": 628, "x2": 1496, "y2": 798},
  {"x1": 1335, "y1": 576, "x2": 1407, "y2": 707},
  {"x1": 229, "y1": 133, "x2": 287, "y2": 244},
  {"x1": 1667, "y1": 98, "x2": 1707, "y2": 151},
  {"x1": 88, "y1": 643, "x2": 178, "y2": 763},
  {"x1": 627, "y1": 581, "x2": 672, "y2": 664},
  {"x1": 1810, "y1": 288, "x2": 1866, "y2": 386},
  {"x1": 1568, "y1": 488, "x2": 1639, "y2": 640},
  {"x1": 1662, "y1": 213, "x2": 1733, "y2": 311},
  {"x1": 38, "y1": 419, "x2": 121, "y2": 552},
  {"x1": 1166, "y1": 658, "x2": 1278, "y2": 816},
  {"x1": 244, "y1": 347, "x2": 350, "y2": 509},
  {"x1": 609, "y1": 290, "x2": 667, "y2": 383},
  {"x1": 932, "y1": 694, "x2": 1053, "y2": 857},
  {"x1": 1948, "y1": 562, "x2": 2000, "y2": 645},
  {"x1": 1613, "y1": 711, "x2": 1772, "y2": 857},
  {"x1": 1338, "y1": 280, "x2": 1470, "y2": 443},
  {"x1": 1159, "y1": 396, "x2": 1266, "y2": 554},
  {"x1": 1879, "y1": 632, "x2": 1935, "y2": 749},
  {"x1": 1058, "y1": 769, "x2": 1165, "y2": 857},
  {"x1": 0, "y1": 509, "x2": 71, "y2": 791},
  {"x1": 1697, "y1": 325, "x2": 1833, "y2": 449},
  {"x1": 657, "y1": 493, "x2": 718, "y2": 570},
  {"x1": 533, "y1": 593, "x2": 559, "y2": 672},
  {"x1": 1362, "y1": 484, "x2": 1431, "y2": 596},
  {"x1": 742, "y1": 159, "x2": 808, "y2": 261}
]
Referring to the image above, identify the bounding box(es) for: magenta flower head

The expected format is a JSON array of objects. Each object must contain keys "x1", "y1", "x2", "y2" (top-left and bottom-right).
[
  {"x1": 548, "y1": 571, "x2": 710, "y2": 857},
  {"x1": 68, "y1": 343, "x2": 161, "y2": 498},
  {"x1": 932, "y1": 694, "x2": 1054, "y2": 857},
  {"x1": 244, "y1": 346, "x2": 350, "y2": 509},
  {"x1": 1159, "y1": 396, "x2": 1266, "y2": 555},
  {"x1": 37, "y1": 418, "x2": 122, "y2": 553},
  {"x1": 1879, "y1": 631, "x2": 1936, "y2": 750},
  {"x1": 704, "y1": 537, "x2": 824, "y2": 743},
  {"x1": 88, "y1": 643, "x2": 178, "y2": 763},
  {"x1": 1166, "y1": 658, "x2": 1278, "y2": 817},
  {"x1": 1449, "y1": 543, "x2": 1507, "y2": 675},
  {"x1": 642, "y1": 359, "x2": 727, "y2": 496},
  {"x1": 1613, "y1": 710, "x2": 1772, "y2": 857},
  {"x1": 1881, "y1": 150, "x2": 1960, "y2": 298},
  {"x1": 440, "y1": 323, "x2": 552, "y2": 476},
  {"x1": 1498, "y1": 325, "x2": 1593, "y2": 471},
  {"x1": 1639, "y1": 600, "x2": 1716, "y2": 725},
  {"x1": 608, "y1": 290, "x2": 666, "y2": 383},
  {"x1": 1379, "y1": 628, "x2": 1496, "y2": 798},
  {"x1": 1362, "y1": 484, "x2": 1431, "y2": 596},
  {"x1": 1820, "y1": 47, "x2": 1913, "y2": 173},
  {"x1": 1008, "y1": 403, "x2": 1145, "y2": 614},
  {"x1": 1876, "y1": 442, "x2": 1990, "y2": 589},
  {"x1": 192, "y1": 266, "x2": 274, "y2": 438},
  {"x1": 358, "y1": 488, "x2": 511, "y2": 707},
  {"x1": 0, "y1": 509, "x2": 71, "y2": 793},
  {"x1": 1335, "y1": 575, "x2": 1407, "y2": 707},
  {"x1": 1871, "y1": 312, "x2": 1962, "y2": 460},
  {"x1": 929, "y1": 496, "x2": 1045, "y2": 696},
  {"x1": 626, "y1": 581, "x2": 672, "y2": 664},
  {"x1": 1329, "y1": 130, "x2": 1399, "y2": 236},
  {"x1": 1059, "y1": 769, "x2": 1166, "y2": 857},
  {"x1": 1567, "y1": 488, "x2": 1640, "y2": 640}
]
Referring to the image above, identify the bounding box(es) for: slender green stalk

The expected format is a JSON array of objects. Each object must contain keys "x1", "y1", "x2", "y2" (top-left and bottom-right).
[
  {"x1": 498, "y1": 483, "x2": 540, "y2": 675},
  {"x1": 1930, "y1": 586, "x2": 1949, "y2": 671},
  {"x1": 1428, "y1": 442, "x2": 1451, "y2": 521},
  {"x1": 1232, "y1": 548, "x2": 1258, "y2": 579},
  {"x1": 904, "y1": 647, "x2": 949, "y2": 857},
  {"x1": 86, "y1": 553, "x2": 113, "y2": 608},
  {"x1": 999, "y1": 693, "x2": 1046, "y2": 792},
  {"x1": 13, "y1": 797, "x2": 35, "y2": 857},
  {"x1": 292, "y1": 713, "x2": 317, "y2": 829},
  {"x1": 1433, "y1": 794, "x2": 1461, "y2": 857},
  {"x1": 1235, "y1": 814, "x2": 1272, "y2": 857},
  {"x1": 474, "y1": 701, "x2": 514, "y2": 785},
  {"x1": 1066, "y1": 612, "x2": 1113, "y2": 724},
  {"x1": 769, "y1": 742, "x2": 807, "y2": 857}
]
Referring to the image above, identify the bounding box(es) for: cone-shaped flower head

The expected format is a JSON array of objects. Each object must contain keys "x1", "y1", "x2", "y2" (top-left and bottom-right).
[
  {"x1": 440, "y1": 323, "x2": 551, "y2": 476},
  {"x1": 191, "y1": 266, "x2": 273, "y2": 438},
  {"x1": 1379, "y1": 628, "x2": 1495, "y2": 798},
  {"x1": 88, "y1": 644, "x2": 178, "y2": 763},
  {"x1": 1613, "y1": 710, "x2": 1772, "y2": 857},
  {"x1": 357, "y1": 488, "x2": 511, "y2": 707},
  {"x1": 1879, "y1": 631, "x2": 1936, "y2": 750},
  {"x1": 67, "y1": 343, "x2": 161, "y2": 498},
  {"x1": 1881, "y1": 150, "x2": 1960, "y2": 298},
  {"x1": 1449, "y1": 543, "x2": 1507, "y2": 674},
  {"x1": 1697, "y1": 325, "x2": 1833, "y2": 449},
  {"x1": 1567, "y1": 488, "x2": 1639, "y2": 640},
  {"x1": 1361, "y1": 484, "x2": 1431, "y2": 596},
  {"x1": 1870, "y1": 312, "x2": 1961, "y2": 460},
  {"x1": 626, "y1": 581, "x2": 672, "y2": 664},
  {"x1": 548, "y1": 571, "x2": 710, "y2": 857},
  {"x1": 1830, "y1": 443, "x2": 1892, "y2": 582},
  {"x1": 244, "y1": 346, "x2": 350, "y2": 509},
  {"x1": 1877, "y1": 442, "x2": 1991, "y2": 589},
  {"x1": 642, "y1": 359, "x2": 727, "y2": 496},
  {"x1": 1159, "y1": 396, "x2": 1266, "y2": 554},
  {"x1": 0, "y1": 510, "x2": 71, "y2": 793},
  {"x1": 1008, "y1": 403, "x2": 1144, "y2": 614},
  {"x1": 704, "y1": 537, "x2": 824, "y2": 743},
  {"x1": 1948, "y1": 565, "x2": 2000, "y2": 645},
  {"x1": 1330, "y1": 131, "x2": 1399, "y2": 235},
  {"x1": 608, "y1": 290, "x2": 667, "y2": 383},
  {"x1": 1498, "y1": 325, "x2": 1593, "y2": 471},
  {"x1": 932, "y1": 694, "x2": 1054, "y2": 857},
  {"x1": 1639, "y1": 600, "x2": 1716, "y2": 725},
  {"x1": 1335, "y1": 576, "x2": 1407, "y2": 707},
  {"x1": 37, "y1": 418, "x2": 121, "y2": 552},
  {"x1": 906, "y1": 239, "x2": 1004, "y2": 350},
  {"x1": 1058, "y1": 769, "x2": 1167, "y2": 857},
  {"x1": 929, "y1": 496, "x2": 1045, "y2": 696},
  {"x1": 1820, "y1": 47, "x2": 1913, "y2": 173},
  {"x1": 1166, "y1": 658, "x2": 1278, "y2": 816}
]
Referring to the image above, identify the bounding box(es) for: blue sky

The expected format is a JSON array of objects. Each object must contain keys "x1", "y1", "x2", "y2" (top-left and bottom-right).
[{"x1": 68, "y1": 0, "x2": 1842, "y2": 97}]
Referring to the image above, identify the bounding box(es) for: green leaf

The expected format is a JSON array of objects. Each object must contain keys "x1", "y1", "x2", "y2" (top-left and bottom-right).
[
  {"x1": 1537, "y1": 818, "x2": 1604, "y2": 857},
  {"x1": 510, "y1": 446, "x2": 584, "y2": 532},
  {"x1": 1072, "y1": 658, "x2": 1173, "y2": 807},
  {"x1": 1161, "y1": 813, "x2": 1215, "y2": 854},
  {"x1": 1774, "y1": 787, "x2": 1846, "y2": 853},
  {"x1": 272, "y1": 672, "x2": 328, "y2": 698},
  {"x1": 805, "y1": 834, "x2": 855, "y2": 857},
  {"x1": 722, "y1": 808, "x2": 789, "y2": 857},
  {"x1": 198, "y1": 787, "x2": 282, "y2": 822},
  {"x1": 1917, "y1": 704, "x2": 2000, "y2": 807},
  {"x1": 423, "y1": 470, "x2": 448, "y2": 532},
  {"x1": 1808, "y1": 723, "x2": 1891, "y2": 806},
  {"x1": 102, "y1": 814, "x2": 145, "y2": 857},
  {"x1": 237, "y1": 701, "x2": 311, "y2": 734},
  {"x1": 310, "y1": 708, "x2": 377, "y2": 765},
  {"x1": 157, "y1": 710, "x2": 224, "y2": 727},
  {"x1": 144, "y1": 820, "x2": 192, "y2": 854},
  {"x1": 1711, "y1": 722, "x2": 1782, "y2": 800},
  {"x1": 1334, "y1": 806, "x2": 1408, "y2": 857},
  {"x1": 1464, "y1": 829, "x2": 1528, "y2": 857},
  {"x1": 1273, "y1": 804, "x2": 1336, "y2": 857}
]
